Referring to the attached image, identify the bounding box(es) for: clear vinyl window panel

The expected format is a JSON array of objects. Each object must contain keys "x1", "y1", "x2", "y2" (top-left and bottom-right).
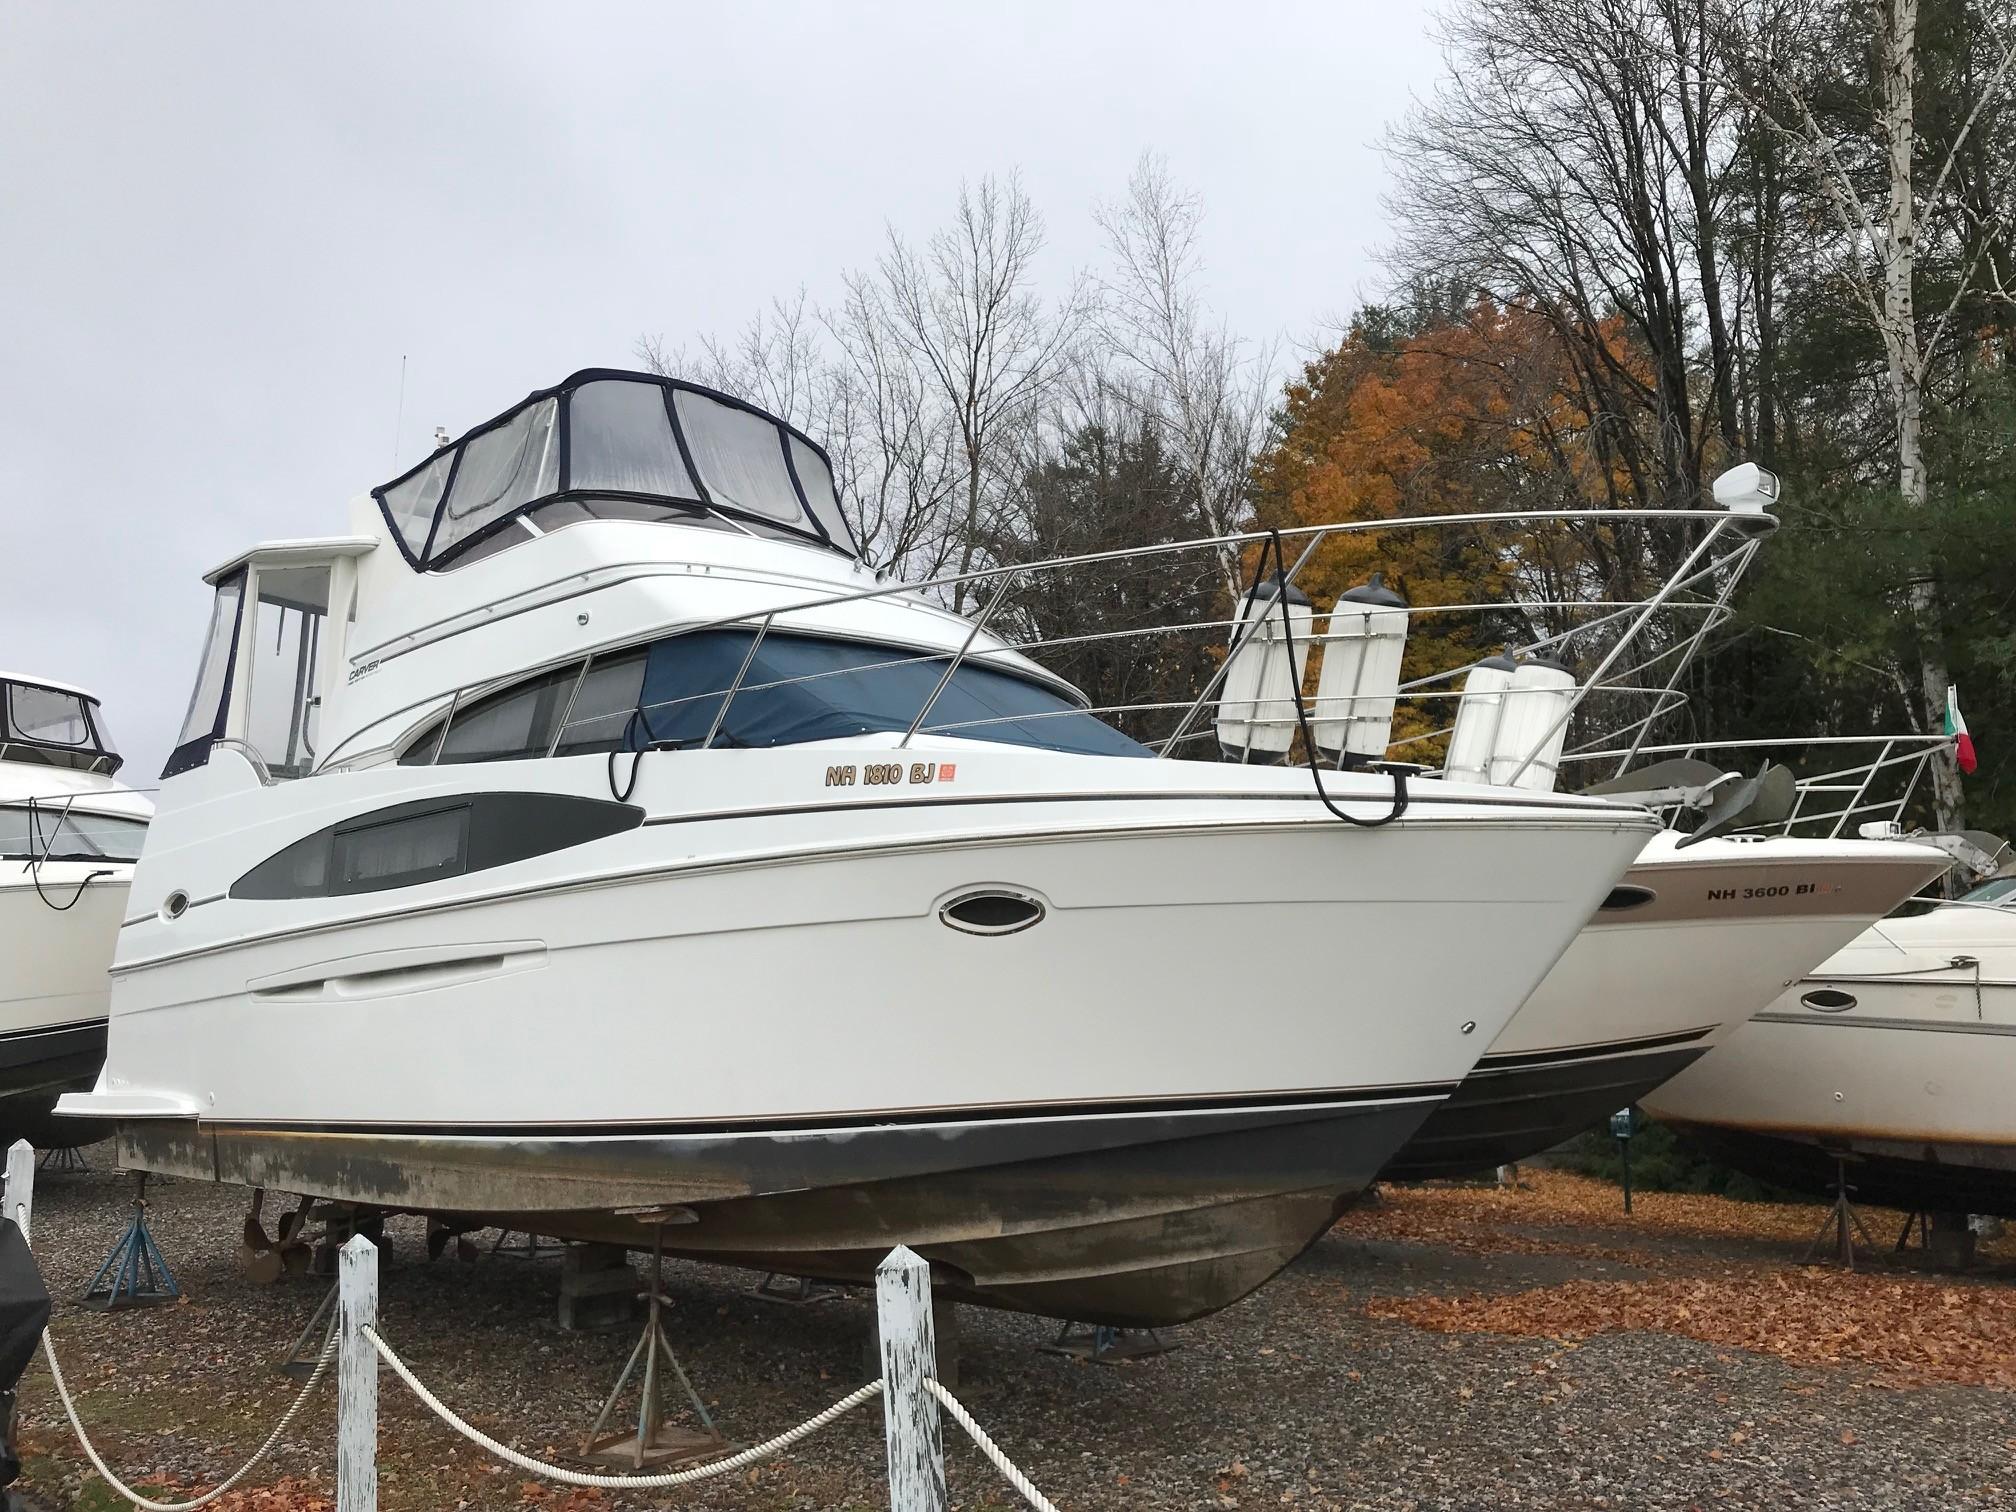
[
  {"x1": 788, "y1": 435, "x2": 854, "y2": 551},
  {"x1": 432, "y1": 399, "x2": 559, "y2": 556},
  {"x1": 7, "y1": 684, "x2": 90, "y2": 746},
  {"x1": 0, "y1": 805, "x2": 147, "y2": 862},
  {"x1": 567, "y1": 381, "x2": 695, "y2": 496},
  {"x1": 242, "y1": 566, "x2": 331, "y2": 780},
  {"x1": 177, "y1": 575, "x2": 244, "y2": 749},
  {"x1": 673, "y1": 391, "x2": 809, "y2": 529}
]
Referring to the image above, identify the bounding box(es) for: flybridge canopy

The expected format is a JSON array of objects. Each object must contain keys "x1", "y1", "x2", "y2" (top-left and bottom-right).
[{"x1": 372, "y1": 369, "x2": 858, "y2": 571}]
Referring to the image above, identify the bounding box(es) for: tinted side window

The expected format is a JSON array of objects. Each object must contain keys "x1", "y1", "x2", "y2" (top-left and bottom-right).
[
  {"x1": 431, "y1": 665, "x2": 580, "y2": 764},
  {"x1": 553, "y1": 652, "x2": 647, "y2": 756}
]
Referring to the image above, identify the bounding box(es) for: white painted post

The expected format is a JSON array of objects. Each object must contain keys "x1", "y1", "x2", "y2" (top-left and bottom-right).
[
  {"x1": 4, "y1": 1140, "x2": 33, "y2": 1243},
  {"x1": 875, "y1": 1246, "x2": 947, "y2": 1512},
  {"x1": 337, "y1": 1234, "x2": 378, "y2": 1512}
]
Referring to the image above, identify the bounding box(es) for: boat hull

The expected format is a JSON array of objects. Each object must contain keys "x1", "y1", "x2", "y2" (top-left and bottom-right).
[
  {"x1": 121, "y1": 1092, "x2": 1435, "y2": 1325},
  {"x1": 1382, "y1": 836, "x2": 1954, "y2": 1180},
  {"x1": 1644, "y1": 901, "x2": 2016, "y2": 1216},
  {"x1": 79, "y1": 747, "x2": 1653, "y2": 1321},
  {"x1": 0, "y1": 871, "x2": 127, "y2": 1145}
]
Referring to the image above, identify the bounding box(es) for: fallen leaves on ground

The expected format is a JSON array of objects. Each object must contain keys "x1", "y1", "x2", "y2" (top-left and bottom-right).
[
  {"x1": 1345, "y1": 1169, "x2": 2016, "y2": 1261},
  {"x1": 1367, "y1": 1259, "x2": 2016, "y2": 1388}
]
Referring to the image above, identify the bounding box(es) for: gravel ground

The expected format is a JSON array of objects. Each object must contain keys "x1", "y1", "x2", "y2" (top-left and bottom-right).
[{"x1": 10, "y1": 1154, "x2": 2016, "y2": 1510}]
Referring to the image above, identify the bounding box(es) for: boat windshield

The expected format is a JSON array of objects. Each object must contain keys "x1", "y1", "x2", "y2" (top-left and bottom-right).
[
  {"x1": 373, "y1": 370, "x2": 857, "y2": 571},
  {"x1": 0, "y1": 803, "x2": 147, "y2": 862},
  {"x1": 1956, "y1": 876, "x2": 2016, "y2": 906},
  {"x1": 402, "y1": 631, "x2": 1149, "y2": 765},
  {"x1": 1, "y1": 679, "x2": 122, "y2": 775}
]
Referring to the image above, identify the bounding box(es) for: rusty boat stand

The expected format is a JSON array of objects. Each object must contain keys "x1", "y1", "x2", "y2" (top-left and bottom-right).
[{"x1": 579, "y1": 1224, "x2": 730, "y2": 1471}]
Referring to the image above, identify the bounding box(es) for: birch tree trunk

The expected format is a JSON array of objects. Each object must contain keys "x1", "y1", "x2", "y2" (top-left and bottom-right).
[{"x1": 1878, "y1": 0, "x2": 1964, "y2": 831}]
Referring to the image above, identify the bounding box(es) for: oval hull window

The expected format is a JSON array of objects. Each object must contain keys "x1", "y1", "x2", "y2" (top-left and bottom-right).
[
  {"x1": 1800, "y1": 988, "x2": 1858, "y2": 1013},
  {"x1": 940, "y1": 889, "x2": 1045, "y2": 936},
  {"x1": 1600, "y1": 884, "x2": 1657, "y2": 912}
]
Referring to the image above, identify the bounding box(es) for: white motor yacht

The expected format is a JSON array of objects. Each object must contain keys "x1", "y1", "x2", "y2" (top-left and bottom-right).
[
  {"x1": 0, "y1": 674, "x2": 151, "y2": 1144},
  {"x1": 1643, "y1": 870, "x2": 2016, "y2": 1216},
  {"x1": 1384, "y1": 828, "x2": 1954, "y2": 1178},
  {"x1": 58, "y1": 369, "x2": 1655, "y2": 1324}
]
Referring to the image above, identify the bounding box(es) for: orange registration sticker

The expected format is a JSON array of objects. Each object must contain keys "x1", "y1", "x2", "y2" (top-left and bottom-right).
[{"x1": 938, "y1": 763, "x2": 956, "y2": 782}]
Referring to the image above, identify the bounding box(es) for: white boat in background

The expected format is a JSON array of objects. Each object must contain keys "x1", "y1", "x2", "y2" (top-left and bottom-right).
[
  {"x1": 58, "y1": 369, "x2": 1655, "y2": 1325},
  {"x1": 0, "y1": 673, "x2": 151, "y2": 1144},
  {"x1": 1383, "y1": 829, "x2": 1954, "y2": 1178},
  {"x1": 1644, "y1": 872, "x2": 2016, "y2": 1217}
]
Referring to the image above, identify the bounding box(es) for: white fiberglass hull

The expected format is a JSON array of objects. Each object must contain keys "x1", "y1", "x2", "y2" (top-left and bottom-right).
[
  {"x1": 74, "y1": 743, "x2": 1652, "y2": 1321},
  {"x1": 1643, "y1": 900, "x2": 2016, "y2": 1216},
  {"x1": 0, "y1": 867, "x2": 129, "y2": 1142},
  {"x1": 1384, "y1": 832, "x2": 1954, "y2": 1178}
]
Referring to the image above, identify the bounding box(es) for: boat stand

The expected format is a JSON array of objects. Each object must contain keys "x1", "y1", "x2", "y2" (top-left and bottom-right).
[
  {"x1": 1041, "y1": 1320, "x2": 1177, "y2": 1365},
  {"x1": 1800, "y1": 1157, "x2": 1880, "y2": 1270},
  {"x1": 579, "y1": 1229, "x2": 728, "y2": 1472},
  {"x1": 745, "y1": 1271, "x2": 842, "y2": 1307},
  {"x1": 278, "y1": 1282, "x2": 340, "y2": 1379},
  {"x1": 1894, "y1": 1211, "x2": 1931, "y2": 1252},
  {"x1": 489, "y1": 1230, "x2": 563, "y2": 1263},
  {"x1": 82, "y1": 1176, "x2": 180, "y2": 1310},
  {"x1": 37, "y1": 1146, "x2": 89, "y2": 1175}
]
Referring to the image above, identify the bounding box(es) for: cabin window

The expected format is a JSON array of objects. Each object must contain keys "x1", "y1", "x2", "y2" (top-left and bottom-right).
[
  {"x1": 553, "y1": 651, "x2": 648, "y2": 755},
  {"x1": 0, "y1": 805, "x2": 148, "y2": 862},
  {"x1": 622, "y1": 630, "x2": 1146, "y2": 757},
  {"x1": 399, "y1": 634, "x2": 1145, "y2": 765},
  {"x1": 408, "y1": 664, "x2": 581, "y2": 766},
  {"x1": 232, "y1": 793, "x2": 642, "y2": 898},
  {"x1": 164, "y1": 571, "x2": 245, "y2": 778},
  {"x1": 242, "y1": 565, "x2": 331, "y2": 780}
]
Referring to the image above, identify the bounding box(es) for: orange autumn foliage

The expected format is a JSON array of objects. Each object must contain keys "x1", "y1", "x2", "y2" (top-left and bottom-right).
[{"x1": 1250, "y1": 301, "x2": 1646, "y2": 757}]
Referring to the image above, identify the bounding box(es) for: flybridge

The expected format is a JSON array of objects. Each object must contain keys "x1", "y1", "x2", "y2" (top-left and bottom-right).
[{"x1": 372, "y1": 369, "x2": 859, "y2": 571}]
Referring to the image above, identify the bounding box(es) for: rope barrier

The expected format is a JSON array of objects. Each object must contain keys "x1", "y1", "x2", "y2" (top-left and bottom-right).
[
  {"x1": 41, "y1": 1318, "x2": 338, "y2": 1512},
  {"x1": 925, "y1": 1378, "x2": 1064, "y2": 1512},
  {"x1": 366, "y1": 1323, "x2": 882, "y2": 1489}
]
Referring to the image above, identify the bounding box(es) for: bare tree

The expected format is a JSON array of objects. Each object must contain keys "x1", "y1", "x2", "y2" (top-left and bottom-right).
[
  {"x1": 1715, "y1": 0, "x2": 2016, "y2": 828},
  {"x1": 1385, "y1": 0, "x2": 1751, "y2": 525},
  {"x1": 873, "y1": 172, "x2": 1087, "y2": 610},
  {"x1": 639, "y1": 291, "x2": 963, "y2": 579},
  {"x1": 1094, "y1": 154, "x2": 1279, "y2": 596}
]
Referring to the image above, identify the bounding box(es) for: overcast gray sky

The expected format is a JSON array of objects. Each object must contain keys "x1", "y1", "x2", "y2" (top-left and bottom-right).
[{"x1": 1, "y1": 2, "x2": 1441, "y2": 781}]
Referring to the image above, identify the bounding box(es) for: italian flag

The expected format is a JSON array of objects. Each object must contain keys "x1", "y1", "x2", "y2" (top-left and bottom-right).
[{"x1": 1947, "y1": 685, "x2": 1978, "y2": 775}]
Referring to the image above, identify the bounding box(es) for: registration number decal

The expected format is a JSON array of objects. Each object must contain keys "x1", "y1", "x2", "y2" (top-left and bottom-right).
[
  {"x1": 1704, "y1": 881, "x2": 1839, "y2": 901},
  {"x1": 825, "y1": 761, "x2": 956, "y2": 788}
]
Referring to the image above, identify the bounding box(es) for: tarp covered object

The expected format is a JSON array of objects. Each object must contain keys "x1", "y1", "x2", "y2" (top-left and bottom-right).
[{"x1": 0, "y1": 1222, "x2": 48, "y2": 1387}]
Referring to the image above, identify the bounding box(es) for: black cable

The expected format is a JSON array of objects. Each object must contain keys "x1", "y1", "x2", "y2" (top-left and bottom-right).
[
  {"x1": 22, "y1": 798, "x2": 116, "y2": 911},
  {"x1": 607, "y1": 706, "x2": 652, "y2": 803},
  {"x1": 1260, "y1": 529, "x2": 1411, "y2": 830}
]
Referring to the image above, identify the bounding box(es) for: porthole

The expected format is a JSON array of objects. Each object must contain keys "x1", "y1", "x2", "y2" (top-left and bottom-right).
[
  {"x1": 1600, "y1": 884, "x2": 1658, "y2": 912},
  {"x1": 1800, "y1": 988, "x2": 1858, "y2": 1013},
  {"x1": 939, "y1": 889, "x2": 1046, "y2": 937},
  {"x1": 160, "y1": 890, "x2": 189, "y2": 921}
]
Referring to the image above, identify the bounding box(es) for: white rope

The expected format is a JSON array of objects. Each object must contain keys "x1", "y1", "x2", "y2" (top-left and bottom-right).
[
  {"x1": 42, "y1": 1319, "x2": 338, "y2": 1512},
  {"x1": 366, "y1": 1323, "x2": 881, "y2": 1489},
  {"x1": 925, "y1": 1377, "x2": 1064, "y2": 1512}
]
